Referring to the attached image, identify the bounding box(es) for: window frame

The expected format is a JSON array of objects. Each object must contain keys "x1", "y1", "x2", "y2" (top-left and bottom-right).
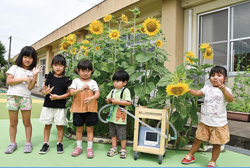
[{"x1": 197, "y1": 1, "x2": 250, "y2": 76}]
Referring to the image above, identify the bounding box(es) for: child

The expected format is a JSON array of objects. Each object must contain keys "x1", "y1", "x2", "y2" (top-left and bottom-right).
[
  {"x1": 5, "y1": 46, "x2": 42, "y2": 154},
  {"x1": 39, "y1": 54, "x2": 71, "y2": 154},
  {"x1": 181, "y1": 66, "x2": 233, "y2": 167},
  {"x1": 106, "y1": 70, "x2": 131, "y2": 159},
  {"x1": 69, "y1": 60, "x2": 100, "y2": 158}
]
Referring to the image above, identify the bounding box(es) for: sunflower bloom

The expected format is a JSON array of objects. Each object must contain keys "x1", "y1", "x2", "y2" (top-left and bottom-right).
[
  {"x1": 89, "y1": 20, "x2": 103, "y2": 35},
  {"x1": 109, "y1": 30, "x2": 120, "y2": 40},
  {"x1": 203, "y1": 46, "x2": 214, "y2": 60},
  {"x1": 104, "y1": 14, "x2": 112, "y2": 22},
  {"x1": 142, "y1": 17, "x2": 161, "y2": 36},
  {"x1": 84, "y1": 49, "x2": 90, "y2": 57},
  {"x1": 70, "y1": 48, "x2": 77, "y2": 55},
  {"x1": 67, "y1": 34, "x2": 76, "y2": 45},
  {"x1": 130, "y1": 27, "x2": 137, "y2": 34},
  {"x1": 140, "y1": 27, "x2": 145, "y2": 34},
  {"x1": 166, "y1": 82, "x2": 189, "y2": 97},
  {"x1": 185, "y1": 51, "x2": 196, "y2": 64},
  {"x1": 81, "y1": 40, "x2": 89, "y2": 50},
  {"x1": 60, "y1": 38, "x2": 70, "y2": 51},
  {"x1": 156, "y1": 40, "x2": 163, "y2": 47},
  {"x1": 200, "y1": 43, "x2": 210, "y2": 49},
  {"x1": 121, "y1": 14, "x2": 128, "y2": 23},
  {"x1": 95, "y1": 46, "x2": 100, "y2": 51}
]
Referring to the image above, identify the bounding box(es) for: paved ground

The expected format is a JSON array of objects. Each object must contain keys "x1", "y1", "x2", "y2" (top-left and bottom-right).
[{"x1": 0, "y1": 86, "x2": 250, "y2": 167}]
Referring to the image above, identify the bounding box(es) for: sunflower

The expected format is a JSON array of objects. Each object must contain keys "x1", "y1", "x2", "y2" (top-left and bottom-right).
[
  {"x1": 140, "y1": 27, "x2": 145, "y2": 34},
  {"x1": 70, "y1": 48, "x2": 77, "y2": 55},
  {"x1": 67, "y1": 34, "x2": 76, "y2": 45},
  {"x1": 166, "y1": 82, "x2": 189, "y2": 97},
  {"x1": 156, "y1": 40, "x2": 163, "y2": 47},
  {"x1": 104, "y1": 14, "x2": 112, "y2": 22},
  {"x1": 60, "y1": 38, "x2": 70, "y2": 51},
  {"x1": 200, "y1": 43, "x2": 214, "y2": 60},
  {"x1": 89, "y1": 20, "x2": 103, "y2": 35},
  {"x1": 185, "y1": 51, "x2": 196, "y2": 64},
  {"x1": 142, "y1": 17, "x2": 161, "y2": 36},
  {"x1": 203, "y1": 46, "x2": 214, "y2": 60},
  {"x1": 95, "y1": 46, "x2": 100, "y2": 51},
  {"x1": 84, "y1": 49, "x2": 90, "y2": 57},
  {"x1": 109, "y1": 30, "x2": 120, "y2": 40},
  {"x1": 121, "y1": 14, "x2": 128, "y2": 23},
  {"x1": 81, "y1": 40, "x2": 89, "y2": 50},
  {"x1": 130, "y1": 27, "x2": 137, "y2": 34}
]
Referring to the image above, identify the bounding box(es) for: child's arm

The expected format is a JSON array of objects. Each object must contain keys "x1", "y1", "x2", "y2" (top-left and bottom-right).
[
  {"x1": 106, "y1": 98, "x2": 114, "y2": 104},
  {"x1": 217, "y1": 79, "x2": 233, "y2": 102},
  {"x1": 49, "y1": 89, "x2": 71, "y2": 101},
  {"x1": 83, "y1": 91, "x2": 100, "y2": 104},
  {"x1": 110, "y1": 99, "x2": 132, "y2": 106},
  {"x1": 6, "y1": 74, "x2": 30, "y2": 86},
  {"x1": 188, "y1": 89, "x2": 203, "y2": 97},
  {"x1": 70, "y1": 85, "x2": 89, "y2": 96},
  {"x1": 28, "y1": 65, "x2": 42, "y2": 90}
]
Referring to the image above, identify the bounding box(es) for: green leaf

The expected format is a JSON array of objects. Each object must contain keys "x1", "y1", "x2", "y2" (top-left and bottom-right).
[
  {"x1": 157, "y1": 74, "x2": 172, "y2": 87},
  {"x1": 134, "y1": 85, "x2": 145, "y2": 99},
  {"x1": 130, "y1": 71, "x2": 144, "y2": 81},
  {"x1": 136, "y1": 53, "x2": 152, "y2": 63},
  {"x1": 145, "y1": 82, "x2": 155, "y2": 94},
  {"x1": 152, "y1": 63, "x2": 170, "y2": 75}
]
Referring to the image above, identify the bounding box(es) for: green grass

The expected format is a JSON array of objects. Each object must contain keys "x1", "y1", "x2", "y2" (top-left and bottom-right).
[{"x1": 0, "y1": 93, "x2": 43, "y2": 119}]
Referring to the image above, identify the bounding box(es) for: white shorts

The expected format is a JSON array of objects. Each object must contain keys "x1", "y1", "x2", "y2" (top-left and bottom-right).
[{"x1": 39, "y1": 107, "x2": 67, "y2": 125}]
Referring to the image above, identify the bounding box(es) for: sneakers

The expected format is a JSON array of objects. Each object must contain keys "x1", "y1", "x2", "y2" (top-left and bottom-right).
[
  {"x1": 181, "y1": 154, "x2": 195, "y2": 164},
  {"x1": 39, "y1": 143, "x2": 49, "y2": 154},
  {"x1": 107, "y1": 148, "x2": 118, "y2": 157},
  {"x1": 23, "y1": 142, "x2": 33, "y2": 153},
  {"x1": 120, "y1": 149, "x2": 127, "y2": 159},
  {"x1": 86, "y1": 148, "x2": 94, "y2": 158},
  {"x1": 207, "y1": 161, "x2": 216, "y2": 167},
  {"x1": 5, "y1": 143, "x2": 17, "y2": 154},
  {"x1": 57, "y1": 143, "x2": 64, "y2": 154},
  {"x1": 72, "y1": 147, "x2": 83, "y2": 157}
]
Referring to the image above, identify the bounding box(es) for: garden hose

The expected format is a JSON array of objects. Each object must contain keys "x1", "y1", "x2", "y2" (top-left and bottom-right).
[{"x1": 98, "y1": 104, "x2": 177, "y2": 140}]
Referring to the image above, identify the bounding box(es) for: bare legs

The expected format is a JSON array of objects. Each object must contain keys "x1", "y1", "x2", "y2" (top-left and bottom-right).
[{"x1": 9, "y1": 110, "x2": 32, "y2": 143}]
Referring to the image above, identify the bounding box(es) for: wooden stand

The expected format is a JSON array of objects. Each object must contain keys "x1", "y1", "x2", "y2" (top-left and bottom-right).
[{"x1": 133, "y1": 106, "x2": 170, "y2": 164}]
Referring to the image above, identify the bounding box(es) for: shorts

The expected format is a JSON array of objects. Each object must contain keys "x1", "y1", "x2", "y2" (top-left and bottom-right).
[
  {"x1": 109, "y1": 122, "x2": 126, "y2": 140},
  {"x1": 39, "y1": 107, "x2": 67, "y2": 125},
  {"x1": 6, "y1": 96, "x2": 32, "y2": 111},
  {"x1": 196, "y1": 122, "x2": 230, "y2": 145},
  {"x1": 73, "y1": 112, "x2": 98, "y2": 127}
]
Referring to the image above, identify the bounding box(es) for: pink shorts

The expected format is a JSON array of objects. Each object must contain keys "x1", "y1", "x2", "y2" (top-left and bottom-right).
[{"x1": 6, "y1": 96, "x2": 32, "y2": 111}]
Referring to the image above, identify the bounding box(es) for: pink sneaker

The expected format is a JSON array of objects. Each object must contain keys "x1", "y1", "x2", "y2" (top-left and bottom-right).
[
  {"x1": 86, "y1": 148, "x2": 94, "y2": 158},
  {"x1": 71, "y1": 147, "x2": 82, "y2": 157}
]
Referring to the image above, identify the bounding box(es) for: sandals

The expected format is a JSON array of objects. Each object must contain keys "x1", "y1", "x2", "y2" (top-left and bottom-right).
[
  {"x1": 107, "y1": 148, "x2": 118, "y2": 157},
  {"x1": 120, "y1": 149, "x2": 127, "y2": 159}
]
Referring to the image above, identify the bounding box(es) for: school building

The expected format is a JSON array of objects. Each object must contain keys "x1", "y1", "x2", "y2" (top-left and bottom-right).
[{"x1": 30, "y1": 0, "x2": 250, "y2": 87}]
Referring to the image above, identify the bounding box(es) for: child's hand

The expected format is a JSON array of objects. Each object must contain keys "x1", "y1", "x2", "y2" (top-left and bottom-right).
[
  {"x1": 111, "y1": 99, "x2": 119, "y2": 105},
  {"x1": 33, "y1": 65, "x2": 43, "y2": 76},
  {"x1": 44, "y1": 84, "x2": 54, "y2": 95},
  {"x1": 49, "y1": 93, "x2": 58, "y2": 100},
  {"x1": 217, "y1": 79, "x2": 225, "y2": 92},
  {"x1": 81, "y1": 84, "x2": 89, "y2": 91},
  {"x1": 83, "y1": 97, "x2": 92, "y2": 104}
]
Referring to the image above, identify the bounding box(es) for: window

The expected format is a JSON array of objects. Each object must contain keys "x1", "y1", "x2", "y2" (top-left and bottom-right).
[{"x1": 198, "y1": 1, "x2": 250, "y2": 74}]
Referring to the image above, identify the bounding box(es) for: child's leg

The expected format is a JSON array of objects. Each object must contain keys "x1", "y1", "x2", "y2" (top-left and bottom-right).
[
  {"x1": 189, "y1": 138, "x2": 203, "y2": 155},
  {"x1": 120, "y1": 139, "x2": 126, "y2": 149},
  {"x1": 76, "y1": 126, "x2": 84, "y2": 141},
  {"x1": 21, "y1": 110, "x2": 32, "y2": 143},
  {"x1": 56, "y1": 125, "x2": 64, "y2": 143},
  {"x1": 112, "y1": 137, "x2": 117, "y2": 147},
  {"x1": 211, "y1": 144, "x2": 221, "y2": 162},
  {"x1": 8, "y1": 110, "x2": 19, "y2": 143},
  {"x1": 44, "y1": 125, "x2": 52, "y2": 142},
  {"x1": 86, "y1": 126, "x2": 93, "y2": 142}
]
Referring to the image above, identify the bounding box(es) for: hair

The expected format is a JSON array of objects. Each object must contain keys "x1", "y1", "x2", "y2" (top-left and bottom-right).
[
  {"x1": 76, "y1": 60, "x2": 93, "y2": 74},
  {"x1": 112, "y1": 70, "x2": 129, "y2": 82},
  {"x1": 15, "y1": 46, "x2": 37, "y2": 70},
  {"x1": 209, "y1": 65, "x2": 228, "y2": 80},
  {"x1": 51, "y1": 54, "x2": 66, "y2": 75}
]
